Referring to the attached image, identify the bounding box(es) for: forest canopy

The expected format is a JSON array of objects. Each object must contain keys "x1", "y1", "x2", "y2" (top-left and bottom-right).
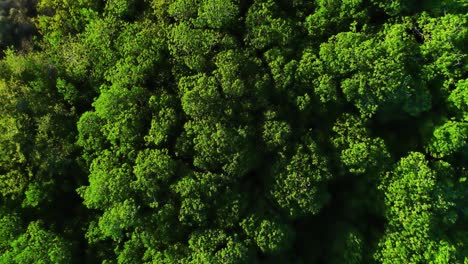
[{"x1": 0, "y1": 0, "x2": 467, "y2": 263}]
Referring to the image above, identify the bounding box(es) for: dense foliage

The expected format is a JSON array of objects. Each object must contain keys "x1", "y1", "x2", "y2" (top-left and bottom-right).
[{"x1": 1, "y1": 0, "x2": 467, "y2": 263}]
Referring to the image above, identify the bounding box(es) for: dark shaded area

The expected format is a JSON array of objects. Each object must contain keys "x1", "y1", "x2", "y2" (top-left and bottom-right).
[{"x1": 0, "y1": 0, "x2": 38, "y2": 53}]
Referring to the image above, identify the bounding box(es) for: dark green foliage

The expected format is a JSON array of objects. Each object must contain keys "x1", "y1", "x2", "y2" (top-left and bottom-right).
[
  {"x1": 0, "y1": 0, "x2": 37, "y2": 51},
  {"x1": 1, "y1": 0, "x2": 467, "y2": 263}
]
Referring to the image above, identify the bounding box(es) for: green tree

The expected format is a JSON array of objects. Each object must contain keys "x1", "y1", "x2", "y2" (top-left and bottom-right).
[
  {"x1": 318, "y1": 23, "x2": 432, "y2": 117},
  {"x1": 332, "y1": 114, "x2": 391, "y2": 174},
  {"x1": 449, "y1": 79, "x2": 468, "y2": 121},
  {"x1": 195, "y1": 0, "x2": 239, "y2": 30},
  {"x1": 241, "y1": 216, "x2": 294, "y2": 255},
  {"x1": 244, "y1": 0, "x2": 296, "y2": 50},
  {"x1": 0, "y1": 221, "x2": 72, "y2": 263},
  {"x1": 2, "y1": 0, "x2": 468, "y2": 263},
  {"x1": 305, "y1": 0, "x2": 367, "y2": 40},
  {"x1": 36, "y1": 0, "x2": 99, "y2": 40},
  {"x1": 270, "y1": 134, "x2": 332, "y2": 218},
  {"x1": 377, "y1": 152, "x2": 463, "y2": 263},
  {"x1": 427, "y1": 120, "x2": 467, "y2": 158}
]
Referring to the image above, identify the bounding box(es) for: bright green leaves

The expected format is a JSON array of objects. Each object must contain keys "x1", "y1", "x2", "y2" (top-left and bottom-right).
[
  {"x1": 177, "y1": 63, "x2": 259, "y2": 175},
  {"x1": 449, "y1": 79, "x2": 468, "y2": 121},
  {"x1": 333, "y1": 114, "x2": 391, "y2": 174},
  {"x1": 78, "y1": 148, "x2": 141, "y2": 250},
  {"x1": 0, "y1": 46, "x2": 80, "y2": 262},
  {"x1": 78, "y1": 16, "x2": 120, "y2": 83},
  {"x1": 173, "y1": 172, "x2": 241, "y2": 227},
  {"x1": 115, "y1": 234, "x2": 145, "y2": 264},
  {"x1": 178, "y1": 197, "x2": 209, "y2": 227},
  {"x1": 0, "y1": 170, "x2": 29, "y2": 201},
  {"x1": 418, "y1": 14, "x2": 468, "y2": 92},
  {"x1": 214, "y1": 50, "x2": 247, "y2": 97},
  {"x1": 245, "y1": 0, "x2": 296, "y2": 50},
  {"x1": 254, "y1": 220, "x2": 292, "y2": 254},
  {"x1": 56, "y1": 78, "x2": 79, "y2": 103},
  {"x1": 340, "y1": 139, "x2": 388, "y2": 174},
  {"x1": 0, "y1": 105, "x2": 28, "y2": 199},
  {"x1": 22, "y1": 181, "x2": 53, "y2": 207},
  {"x1": 271, "y1": 135, "x2": 332, "y2": 218},
  {"x1": 145, "y1": 93, "x2": 179, "y2": 147},
  {"x1": 78, "y1": 150, "x2": 135, "y2": 209},
  {"x1": 370, "y1": 0, "x2": 408, "y2": 16},
  {"x1": 169, "y1": 22, "x2": 219, "y2": 71},
  {"x1": 175, "y1": 173, "x2": 212, "y2": 226},
  {"x1": 305, "y1": 0, "x2": 367, "y2": 39},
  {"x1": 195, "y1": 0, "x2": 239, "y2": 29},
  {"x1": 426, "y1": 81, "x2": 468, "y2": 160},
  {"x1": 133, "y1": 148, "x2": 176, "y2": 189},
  {"x1": 0, "y1": 214, "x2": 22, "y2": 252},
  {"x1": 168, "y1": 0, "x2": 198, "y2": 21},
  {"x1": 36, "y1": 0, "x2": 98, "y2": 44},
  {"x1": 179, "y1": 70, "x2": 259, "y2": 121},
  {"x1": 331, "y1": 114, "x2": 390, "y2": 217},
  {"x1": 189, "y1": 229, "x2": 227, "y2": 255},
  {"x1": 106, "y1": 21, "x2": 164, "y2": 87},
  {"x1": 211, "y1": 239, "x2": 250, "y2": 264},
  {"x1": 264, "y1": 48, "x2": 298, "y2": 93},
  {"x1": 6, "y1": 0, "x2": 466, "y2": 263},
  {"x1": 0, "y1": 221, "x2": 72, "y2": 264},
  {"x1": 168, "y1": 0, "x2": 240, "y2": 30},
  {"x1": 378, "y1": 232, "x2": 457, "y2": 264},
  {"x1": 297, "y1": 50, "x2": 338, "y2": 105},
  {"x1": 132, "y1": 148, "x2": 177, "y2": 207},
  {"x1": 427, "y1": 120, "x2": 467, "y2": 158},
  {"x1": 98, "y1": 199, "x2": 139, "y2": 240},
  {"x1": 93, "y1": 85, "x2": 145, "y2": 121},
  {"x1": 74, "y1": 13, "x2": 183, "y2": 263},
  {"x1": 92, "y1": 85, "x2": 148, "y2": 152},
  {"x1": 77, "y1": 111, "x2": 106, "y2": 161},
  {"x1": 180, "y1": 74, "x2": 224, "y2": 120},
  {"x1": 184, "y1": 120, "x2": 252, "y2": 175},
  {"x1": 382, "y1": 152, "x2": 439, "y2": 227},
  {"x1": 371, "y1": 0, "x2": 458, "y2": 15},
  {"x1": 185, "y1": 230, "x2": 250, "y2": 264},
  {"x1": 105, "y1": 0, "x2": 137, "y2": 19},
  {"x1": 174, "y1": 172, "x2": 226, "y2": 202},
  {"x1": 377, "y1": 152, "x2": 460, "y2": 264},
  {"x1": 318, "y1": 31, "x2": 366, "y2": 75},
  {"x1": 213, "y1": 49, "x2": 265, "y2": 101},
  {"x1": 57, "y1": 18, "x2": 164, "y2": 88},
  {"x1": 262, "y1": 118, "x2": 292, "y2": 150},
  {"x1": 318, "y1": 24, "x2": 431, "y2": 117},
  {"x1": 241, "y1": 216, "x2": 293, "y2": 254}
]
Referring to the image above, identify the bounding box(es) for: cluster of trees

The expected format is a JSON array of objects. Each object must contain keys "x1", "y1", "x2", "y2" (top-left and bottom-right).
[
  {"x1": 0, "y1": 0, "x2": 37, "y2": 50},
  {"x1": 0, "y1": 0, "x2": 467, "y2": 263}
]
